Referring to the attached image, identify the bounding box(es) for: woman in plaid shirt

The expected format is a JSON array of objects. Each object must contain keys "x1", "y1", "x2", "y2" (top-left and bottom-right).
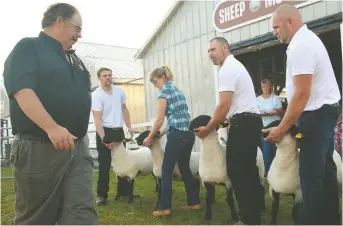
[{"x1": 143, "y1": 65, "x2": 200, "y2": 217}]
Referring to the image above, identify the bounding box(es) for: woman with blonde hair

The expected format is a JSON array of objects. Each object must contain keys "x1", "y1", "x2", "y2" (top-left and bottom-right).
[
  {"x1": 257, "y1": 79, "x2": 283, "y2": 175},
  {"x1": 143, "y1": 65, "x2": 200, "y2": 217}
]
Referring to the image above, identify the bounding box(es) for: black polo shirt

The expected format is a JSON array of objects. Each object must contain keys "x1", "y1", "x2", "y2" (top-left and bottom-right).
[{"x1": 3, "y1": 32, "x2": 91, "y2": 138}]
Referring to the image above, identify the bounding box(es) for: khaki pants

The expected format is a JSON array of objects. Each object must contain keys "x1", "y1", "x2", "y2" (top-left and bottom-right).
[{"x1": 10, "y1": 134, "x2": 98, "y2": 225}]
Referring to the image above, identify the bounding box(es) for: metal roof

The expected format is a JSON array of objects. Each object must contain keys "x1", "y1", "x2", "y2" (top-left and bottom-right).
[{"x1": 74, "y1": 42, "x2": 143, "y2": 79}]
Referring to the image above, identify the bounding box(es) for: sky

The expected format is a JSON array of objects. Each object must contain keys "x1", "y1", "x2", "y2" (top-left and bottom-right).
[{"x1": 0, "y1": 0, "x2": 176, "y2": 82}]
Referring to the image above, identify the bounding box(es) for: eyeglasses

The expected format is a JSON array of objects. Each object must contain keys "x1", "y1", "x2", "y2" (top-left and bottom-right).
[
  {"x1": 151, "y1": 79, "x2": 158, "y2": 85},
  {"x1": 67, "y1": 19, "x2": 82, "y2": 32}
]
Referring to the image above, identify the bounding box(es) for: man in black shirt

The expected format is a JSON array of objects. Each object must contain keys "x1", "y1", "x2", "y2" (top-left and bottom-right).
[{"x1": 3, "y1": 3, "x2": 98, "y2": 225}]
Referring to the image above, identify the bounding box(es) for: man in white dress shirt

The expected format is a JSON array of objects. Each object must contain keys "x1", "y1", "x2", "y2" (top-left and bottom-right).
[
  {"x1": 195, "y1": 37, "x2": 264, "y2": 225},
  {"x1": 264, "y1": 4, "x2": 341, "y2": 225}
]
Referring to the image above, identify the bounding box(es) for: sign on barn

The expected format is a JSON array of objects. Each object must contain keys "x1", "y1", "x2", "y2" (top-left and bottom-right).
[{"x1": 213, "y1": 0, "x2": 320, "y2": 32}]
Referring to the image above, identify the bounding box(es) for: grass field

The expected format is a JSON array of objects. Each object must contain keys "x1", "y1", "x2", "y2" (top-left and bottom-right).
[{"x1": 1, "y1": 167, "x2": 340, "y2": 225}]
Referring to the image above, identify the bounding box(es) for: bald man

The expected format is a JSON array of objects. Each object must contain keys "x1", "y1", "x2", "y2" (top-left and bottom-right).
[{"x1": 264, "y1": 4, "x2": 341, "y2": 225}]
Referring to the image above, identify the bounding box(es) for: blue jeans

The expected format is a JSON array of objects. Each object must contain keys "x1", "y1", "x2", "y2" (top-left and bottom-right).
[
  {"x1": 296, "y1": 103, "x2": 340, "y2": 225},
  {"x1": 157, "y1": 127, "x2": 200, "y2": 210},
  {"x1": 260, "y1": 136, "x2": 277, "y2": 174}
]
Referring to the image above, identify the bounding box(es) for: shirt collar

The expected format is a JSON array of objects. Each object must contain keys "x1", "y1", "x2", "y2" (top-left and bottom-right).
[
  {"x1": 38, "y1": 31, "x2": 75, "y2": 54},
  {"x1": 287, "y1": 24, "x2": 308, "y2": 52}
]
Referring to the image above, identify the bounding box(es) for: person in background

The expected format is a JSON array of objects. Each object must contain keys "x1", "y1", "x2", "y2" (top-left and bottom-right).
[
  {"x1": 256, "y1": 79, "x2": 283, "y2": 175},
  {"x1": 334, "y1": 108, "x2": 342, "y2": 158},
  {"x1": 91, "y1": 67, "x2": 135, "y2": 206},
  {"x1": 143, "y1": 65, "x2": 200, "y2": 217},
  {"x1": 2, "y1": 3, "x2": 98, "y2": 224}
]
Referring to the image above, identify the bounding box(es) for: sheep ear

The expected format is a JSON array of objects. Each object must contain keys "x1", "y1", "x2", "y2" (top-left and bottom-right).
[
  {"x1": 289, "y1": 125, "x2": 303, "y2": 139},
  {"x1": 217, "y1": 122, "x2": 229, "y2": 130}
]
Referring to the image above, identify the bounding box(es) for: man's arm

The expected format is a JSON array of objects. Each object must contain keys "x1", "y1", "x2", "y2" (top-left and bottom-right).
[
  {"x1": 92, "y1": 111, "x2": 105, "y2": 140},
  {"x1": 122, "y1": 103, "x2": 132, "y2": 130},
  {"x1": 278, "y1": 75, "x2": 312, "y2": 133},
  {"x1": 206, "y1": 91, "x2": 233, "y2": 130},
  {"x1": 14, "y1": 89, "x2": 59, "y2": 131}
]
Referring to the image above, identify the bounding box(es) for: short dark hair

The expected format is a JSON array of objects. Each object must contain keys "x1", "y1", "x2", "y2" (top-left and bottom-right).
[
  {"x1": 210, "y1": 37, "x2": 229, "y2": 48},
  {"x1": 97, "y1": 67, "x2": 112, "y2": 77},
  {"x1": 41, "y1": 3, "x2": 78, "y2": 29}
]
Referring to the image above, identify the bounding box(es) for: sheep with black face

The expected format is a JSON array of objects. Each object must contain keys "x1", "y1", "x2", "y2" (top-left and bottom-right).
[
  {"x1": 102, "y1": 129, "x2": 154, "y2": 203},
  {"x1": 189, "y1": 115, "x2": 265, "y2": 221},
  {"x1": 264, "y1": 119, "x2": 342, "y2": 225}
]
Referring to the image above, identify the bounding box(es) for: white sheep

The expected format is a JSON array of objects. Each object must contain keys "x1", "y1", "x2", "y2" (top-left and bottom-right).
[
  {"x1": 135, "y1": 130, "x2": 201, "y2": 206},
  {"x1": 333, "y1": 150, "x2": 342, "y2": 189},
  {"x1": 103, "y1": 133, "x2": 154, "y2": 203},
  {"x1": 189, "y1": 115, "x2": 265, "y2": 221},
  {"x1": 265, "y1": 120, "x2": 343, "y2": 224}
]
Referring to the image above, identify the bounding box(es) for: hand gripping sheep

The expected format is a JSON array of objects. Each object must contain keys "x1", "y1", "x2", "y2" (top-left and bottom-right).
[
  {"x1": 262, "y1": 120, "x2": 342, "y2": 225},
  {"x1": 189, "y1": 115, "x2": 265, "y2": 222},
  {"x1": 135, "y1": 130, "x2": 201, "y2": 208},
  {"x1": 102, "y1": 129, "x2": 154, "y2": 204}
]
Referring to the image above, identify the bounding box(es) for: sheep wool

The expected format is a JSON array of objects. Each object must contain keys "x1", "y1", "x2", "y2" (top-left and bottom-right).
[
  {"x1": 199, "y1": 130, "x2": 231, "y2": 188},
  {"x1": 111, "y1": 143, "x2": 153, "y2": 180},
  {"x1": 267, "y1": 134, "x2": 300, "y2": 197}
]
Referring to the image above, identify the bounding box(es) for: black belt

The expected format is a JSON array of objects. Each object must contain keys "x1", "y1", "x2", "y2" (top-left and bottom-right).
[
  {"x1": 14, "y1": 133, "x2": 51, "y2": 143},
  {"x1": 230, "y1": 112, "x2": 260, "y2": 123},
  {"x1": 104, "y1": 127, "x2": 122, "y2": 131},
  {"x1": 14, "y1": 133, "x2": 81, "y2": 143}
]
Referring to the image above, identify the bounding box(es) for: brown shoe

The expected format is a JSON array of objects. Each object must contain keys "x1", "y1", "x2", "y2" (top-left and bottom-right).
[
  {"x1": 152, "y1": 209, "x2": 171, "y2": 217},
  {"x1": 181, "y1": 204, "x2": 201, "y2": 210}
]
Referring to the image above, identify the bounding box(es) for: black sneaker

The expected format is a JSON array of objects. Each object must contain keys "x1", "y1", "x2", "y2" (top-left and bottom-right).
[{"x1": 96, "y1": 197, "x2": 107, "y2": 206}]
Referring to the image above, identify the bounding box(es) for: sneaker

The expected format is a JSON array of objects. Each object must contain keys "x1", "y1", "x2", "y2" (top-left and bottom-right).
[
  {"x1": 96, "y1": 197, "x2": 107, "y2": 206},
  {"x1": 152, "y1": 209, "x2": 171, "y2": 217},
  {"x1": 181, "y1": 204, "x2": 201, "y2": 210}
]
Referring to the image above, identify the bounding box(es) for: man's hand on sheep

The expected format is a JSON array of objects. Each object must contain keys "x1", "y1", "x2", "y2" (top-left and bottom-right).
[
  {"x1": 46, "y1": 125, "x2": 77, "y2": 151},
  {"x1": 103, "y1": 142, "x2": 115, "y2": 150},
  {"x1": 262, "y1": 126, "x2": 285, "y2": 143},
  {"x1": 194, "y1": 126, "x2": 210, "y2": 139}
]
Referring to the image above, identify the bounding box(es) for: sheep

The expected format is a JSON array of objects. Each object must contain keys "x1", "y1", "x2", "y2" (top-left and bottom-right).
[
  {"x1": 189, "y1": 115, "x2": 265, "y2": 221},
  {"x1": 333, "y1": 150, "x2": 342, "y2": 189},
  {"x1": 135, "y1": 130, "x2": 201, "y2": 207},
  {"x1": 102, "y1": 130, "x2": 154, "y2": 203},
  {"x1": 263, "y1": 119, "x2": 343, "y2": 224}
]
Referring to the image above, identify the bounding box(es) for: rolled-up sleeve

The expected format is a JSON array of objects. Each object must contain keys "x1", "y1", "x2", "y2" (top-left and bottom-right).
[{"x1": 3, "y1": 38, "x2": 39, "y2": 100}]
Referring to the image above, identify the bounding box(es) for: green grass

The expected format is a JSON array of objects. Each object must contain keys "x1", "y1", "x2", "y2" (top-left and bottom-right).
[{"x1": 1, "y1": 167, "x2": 340, "y2": 225}]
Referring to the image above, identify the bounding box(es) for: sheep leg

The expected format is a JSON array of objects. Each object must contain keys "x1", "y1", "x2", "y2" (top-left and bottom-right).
[
  {"x1": 194, "y1": 176, "x2": 201, "y2": 200},
  {"x1": 270, "y1": 189, "x2": 280, "y2": 225},
  {"x1": 292, "y1": 193, "x2": 301, "y2": 224},
  {"x1": 260, "y1": 184, "x2": 266, "y2": 212},
  {"x1": 226, "y1": 187, "x2": 239, "y2": 222},
  {"x1": 128, "y1": 179, "x2": 135, "y2": 204},
  {"x1": 152, "y1": 173, "x2": 158, "y2": 192},
  {"x1": 156, "y1": 177, "x2": 162, "y2": 209},
  {"x1": 292, "y1": 202, "x2": 301, "y2": 225},
  {"x1": 115, "y1": 175, "x2": 123, "y2": 201},
  {"x1": 204, "y1": 182, "x2": 215, "y2": 221}
]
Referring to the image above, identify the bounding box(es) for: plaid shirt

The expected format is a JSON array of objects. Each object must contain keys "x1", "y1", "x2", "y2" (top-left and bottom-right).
[
  {"x1": 334, "y1": 120, "x2": 342, "y2": 153},
  {"x1": 157, "y1": 81, "x2": 190, "y2": 132}
]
